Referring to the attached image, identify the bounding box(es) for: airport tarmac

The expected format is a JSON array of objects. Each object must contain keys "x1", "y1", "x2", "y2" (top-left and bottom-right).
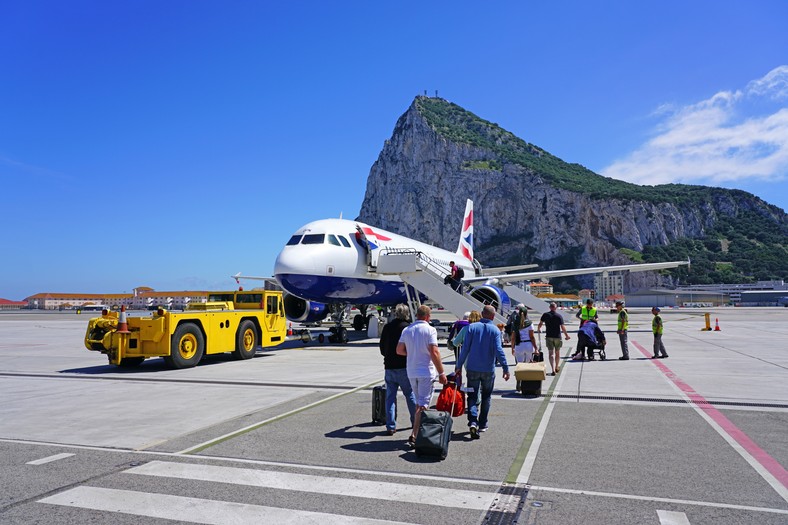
[{"x1": 0, "y1": 307, "x2": 786, "y2": 524}]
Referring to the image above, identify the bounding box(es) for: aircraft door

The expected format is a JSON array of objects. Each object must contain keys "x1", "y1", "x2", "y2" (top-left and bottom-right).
[{"x1": 355, "y1": 225, "x2": 380, "y2": 268}]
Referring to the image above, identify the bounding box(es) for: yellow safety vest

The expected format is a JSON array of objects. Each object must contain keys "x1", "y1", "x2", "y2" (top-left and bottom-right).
[
  {"x1": 580, "y1": 306, "x2": 597, "y2": 321},
  {"x1": 617, "y1": 309, "x2": 628, "y2": 331},
  {"x1": 652, "y1": 315, "x2": 664, "y2": 335}
]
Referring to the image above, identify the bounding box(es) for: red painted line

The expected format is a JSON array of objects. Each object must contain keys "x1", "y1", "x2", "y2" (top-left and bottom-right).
[{"x1": 632, "y1": 340, "x2": 788, "y2": 490}]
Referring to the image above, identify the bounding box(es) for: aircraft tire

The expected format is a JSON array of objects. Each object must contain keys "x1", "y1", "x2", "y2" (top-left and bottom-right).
[
  {"x1": 338, "y1": 327, "x2": 348, "y2": 344},
  {"x1": 232, "y1": 320, "x2": 257, "y2": 360},
  {"x1": 165, "y1": 323, "x2": 205, "y2": 369}
]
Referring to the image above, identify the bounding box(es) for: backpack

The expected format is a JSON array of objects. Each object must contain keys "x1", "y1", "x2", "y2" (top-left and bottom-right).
[
  {"x1": 456, "y1": 266, "x2": 465, "y2": 279},
  {"x1": 504, "y1": 310, "x2": 519, "y2": 336}
]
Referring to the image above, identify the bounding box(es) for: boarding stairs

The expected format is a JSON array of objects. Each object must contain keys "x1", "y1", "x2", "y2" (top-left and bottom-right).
[{"x1": 376, "y1": 250, "x2": 507, "y2": 325}]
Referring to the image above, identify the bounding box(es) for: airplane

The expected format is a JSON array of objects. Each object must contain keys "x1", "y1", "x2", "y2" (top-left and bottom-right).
[{"x1": 236, "y1": 200, "x2": 689, "y2": 343}]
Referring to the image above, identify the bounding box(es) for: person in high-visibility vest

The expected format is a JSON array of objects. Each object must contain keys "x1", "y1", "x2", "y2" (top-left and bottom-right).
[
  {"x1": 651, "y1": 307, "x2": 669, "y2": 358},
  {"x1": 616, "y1": 300, "x2": 629, "y2": 360},
  {"x1": 575, "y1": 299, "x2": 598, "y2": 326}
]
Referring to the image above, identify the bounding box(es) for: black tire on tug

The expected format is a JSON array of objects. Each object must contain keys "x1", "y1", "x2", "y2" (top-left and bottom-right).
[
  {"x1": 233, "y1": 320, "x2": 257, "y2": 360},
  {"x1": 165, "y1": 323, "x2": 205, "y2": 369},
  {"x1": 352, "y1": 314, "x2": 366, "y2": 332}
]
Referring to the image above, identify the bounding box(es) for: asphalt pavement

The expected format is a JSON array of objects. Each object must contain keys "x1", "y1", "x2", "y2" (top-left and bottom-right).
[{"x1": 0, "y1": 307, "x2": 786, "y2": 524}]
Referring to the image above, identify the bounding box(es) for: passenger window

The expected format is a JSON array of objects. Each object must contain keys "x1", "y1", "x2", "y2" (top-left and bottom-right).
[
  {"x1": 286, "y1": 235, "x2": 302, "y2": 246},
  {"x1": 301, "y1": 234, "x2": 325, "y2": 244},
  {"x1": 328, "y1": 234, "x2": 341, "y2": 246},
  {"x1": 338, "y1": 236, "x2": 351, "y2": 247}
]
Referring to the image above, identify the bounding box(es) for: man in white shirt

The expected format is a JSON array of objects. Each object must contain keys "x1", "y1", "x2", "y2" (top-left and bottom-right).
[{"x1": 397, "y1": 305, "x2": 447, "y2": 447}]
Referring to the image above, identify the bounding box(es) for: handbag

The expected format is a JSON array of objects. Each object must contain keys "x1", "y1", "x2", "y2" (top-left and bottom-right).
[{"x1": 435, "y1": 376, "x2": 465, "y2": 417}]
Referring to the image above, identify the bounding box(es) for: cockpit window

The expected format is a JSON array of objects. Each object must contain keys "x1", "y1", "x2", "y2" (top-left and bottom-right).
[
  {"x1": 338, "y1": 235, "x2": 351, "y2": 248},
  {"x1": 301, "y1": 234, "x2": 325, "y2": 245},
  {"x1": 286, "y1": 235, "x2": 302, "y2": 246},
  {"x1": 327, "y1": 234, "x2": 341, "y2": 246}
]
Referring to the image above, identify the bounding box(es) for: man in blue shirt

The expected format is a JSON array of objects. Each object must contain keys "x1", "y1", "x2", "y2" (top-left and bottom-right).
[{"x1": 455, "y1": 305, "x2": 510, "y2": 439}]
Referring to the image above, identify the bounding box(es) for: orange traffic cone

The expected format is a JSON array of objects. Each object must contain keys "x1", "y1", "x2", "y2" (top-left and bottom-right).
[
  {"x1": 714, "y1": 318, "x2": 721, "y2": 331},
  {"x1": 287, "y1": 323, "x2": 293, "y2": 336},
  {"x1": 117, "y1": 305, "x2": 130, "y2": 334}
]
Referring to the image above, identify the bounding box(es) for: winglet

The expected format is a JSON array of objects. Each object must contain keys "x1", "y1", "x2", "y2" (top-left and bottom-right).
[{"x1": 456, "y1": 199, "x2": 474, "y2": 262}]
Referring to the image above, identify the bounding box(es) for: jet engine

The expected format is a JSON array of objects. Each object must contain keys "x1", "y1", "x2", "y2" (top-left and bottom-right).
[
  {"x1": 469, "y1": 284, "x2": 511, "y2": 315},
  {"x1": 283, "y1": 293, "x2": 330, "y2": 324}
]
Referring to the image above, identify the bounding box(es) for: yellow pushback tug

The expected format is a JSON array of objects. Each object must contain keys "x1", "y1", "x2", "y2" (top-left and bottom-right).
[{"x1": 84, "y1": 290, "x2": 296, "y2": 369}]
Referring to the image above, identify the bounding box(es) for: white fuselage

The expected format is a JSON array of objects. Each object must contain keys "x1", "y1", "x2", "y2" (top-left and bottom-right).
[{"x1": 273, "y1": 218, "x2": 472, "y2": 305}]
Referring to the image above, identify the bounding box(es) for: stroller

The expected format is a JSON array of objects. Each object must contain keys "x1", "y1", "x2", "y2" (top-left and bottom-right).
[{"x1": 591, "y1": 343, "x2": 607, "y2": 361}]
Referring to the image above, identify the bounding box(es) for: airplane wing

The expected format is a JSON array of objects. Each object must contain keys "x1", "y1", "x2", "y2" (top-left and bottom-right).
[
  {"x1": 464, "y1": 260, "x2": 690, "y2": 285},
  {"x1": 479, "y1": 263, "x2": 538, "y2": 275}
]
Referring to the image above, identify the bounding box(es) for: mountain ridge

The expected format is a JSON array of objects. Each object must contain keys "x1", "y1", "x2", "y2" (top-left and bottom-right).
[{"x1": 358, "y1": 96, "x2": 787, "y2": 290}]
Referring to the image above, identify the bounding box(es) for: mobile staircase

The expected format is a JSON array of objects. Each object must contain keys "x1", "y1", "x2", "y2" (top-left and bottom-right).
[{"x1": 375, "y1": 249, "x2": 508, "y2": 325}]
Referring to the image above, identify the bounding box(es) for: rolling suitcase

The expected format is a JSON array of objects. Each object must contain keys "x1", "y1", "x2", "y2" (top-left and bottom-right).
[
  {"x1": 372, "y1": 385, "x2": 387, "y2": 424},
  {"x1": 519, "y1": 380, "x2": 542, "y2": 396},
  {"x1": 514, "y1": 362, "x2": 546, "y2": 397},
  {"x1": 414, "y1": 409, "x2": 453, "y2": 459}
]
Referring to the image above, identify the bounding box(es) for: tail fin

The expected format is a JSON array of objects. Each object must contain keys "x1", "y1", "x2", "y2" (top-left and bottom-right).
[{"x1": 456, "y1": 199, "x2": 474, "y2": 262}]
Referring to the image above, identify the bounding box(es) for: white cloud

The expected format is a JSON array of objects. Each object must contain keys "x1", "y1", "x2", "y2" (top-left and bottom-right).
[{"x1": 602, "y1": 66, "x2": 788, "y2": 186}]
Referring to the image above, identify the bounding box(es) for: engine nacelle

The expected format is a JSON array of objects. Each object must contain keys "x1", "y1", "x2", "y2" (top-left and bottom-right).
[
  {"x1": 470, "y1": 284, "x2": 511, "y2": 315},
  {"x1": 283, "y1": 293, "x2": 330, "y2": 324}
]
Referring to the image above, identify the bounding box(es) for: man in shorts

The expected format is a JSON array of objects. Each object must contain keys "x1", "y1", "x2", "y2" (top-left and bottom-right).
[
  {"x1": 537, "y1": 302, "x2": 571, "y2": 375},
  {"x1": 396, "y1": 305, "x2": 447, "y2": 448}
]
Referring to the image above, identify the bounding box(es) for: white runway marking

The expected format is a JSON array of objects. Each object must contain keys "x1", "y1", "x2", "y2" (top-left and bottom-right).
[
  {"x1": 127, "y1": 460, "x2": 497, "y2": 510},
  {"x1": 516, "y1": 364, "x2": 571, "y2": 484},
  {"x1": 26, "y1": 452, "x2": 74, "y2": 465},
  {"x1": 529, "y1": 485, "x2": 788, "y2": 515},
  {"x1": 39, "y1": 486, "x2": 415, "y2": 525},
  {"x1": 657, "y1": 509, "x2": 691, "y2": 524},
  {"x1": 1, "y1": 437, "x2": 500, "y2": 486}
]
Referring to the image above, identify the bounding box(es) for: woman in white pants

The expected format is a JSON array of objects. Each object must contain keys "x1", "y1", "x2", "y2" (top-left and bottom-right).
[{"x1": 511, "y1": 306, "x2": 538, "y2": 364}]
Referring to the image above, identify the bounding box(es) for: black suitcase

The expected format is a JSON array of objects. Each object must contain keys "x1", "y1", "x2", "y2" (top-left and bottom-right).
[
  {"x1": 414, "y1": 409, "x2": 453, "y2": 459},
  {"x1": 520, "y1": 380, "x2": 542, "y2": 396},
  {"x1": 372, "y1": 385, "x2": 387, "y2": 424}
]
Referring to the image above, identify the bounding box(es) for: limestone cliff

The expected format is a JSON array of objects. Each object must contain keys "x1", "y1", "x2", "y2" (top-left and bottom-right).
[{"x1": 358, "y1": 96, "x2": 788, "y2": 290}]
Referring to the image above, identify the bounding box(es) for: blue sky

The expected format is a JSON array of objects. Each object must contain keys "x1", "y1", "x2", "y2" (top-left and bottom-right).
[{"x1": 1, "y1": 1, "x2": 786, "y2": 300}]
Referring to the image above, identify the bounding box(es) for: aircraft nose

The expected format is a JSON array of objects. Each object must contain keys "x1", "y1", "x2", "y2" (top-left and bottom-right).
[{"x1": 274, "y1": 247, "x2": 314, "y2": 277}]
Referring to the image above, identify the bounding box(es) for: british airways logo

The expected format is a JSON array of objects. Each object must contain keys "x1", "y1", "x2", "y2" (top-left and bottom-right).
[{"x1": 360, "y1": 227, "x2": 391, "y2": 250}]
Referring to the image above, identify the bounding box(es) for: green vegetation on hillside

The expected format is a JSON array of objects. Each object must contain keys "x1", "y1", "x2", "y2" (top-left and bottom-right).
[{"x1": 640, "y1": 211, "x2": 788, "y2": 283}]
